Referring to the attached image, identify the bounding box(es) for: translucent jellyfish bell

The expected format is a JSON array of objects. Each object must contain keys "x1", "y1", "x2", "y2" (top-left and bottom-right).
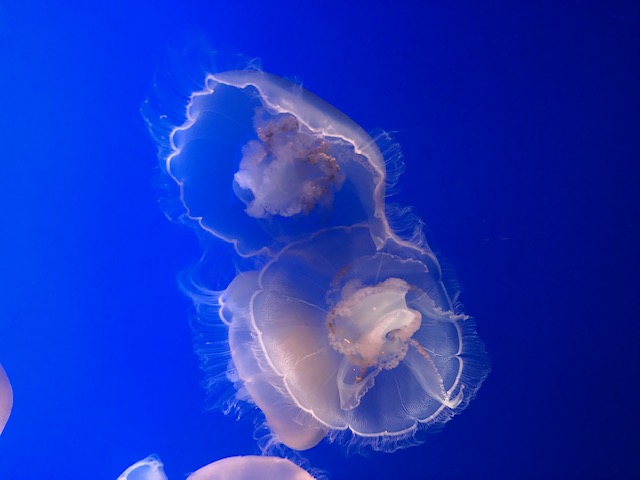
[
  {"x1": 161, "y1": 68, "x2": 391, "y2": 256},
  {"x1": 117, "y1": 455, "x2": 315, "y2": 480},
  {"x1": 219, "y1": 225, "x2": 489, "y2": 451},
  {"x1": 0, "y1": 364, "x2": 12, "y2": 435}
]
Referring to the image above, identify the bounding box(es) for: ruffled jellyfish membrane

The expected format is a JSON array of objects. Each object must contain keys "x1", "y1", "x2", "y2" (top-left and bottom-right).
[
  {"x1": 117, "y1": 455, "x2": 315, "y2": 480},
  {"x1": 0, "y1": 364, "x2": 12, "y2": 435},
  {"x1": 217, "y1": 225, "x2": 489, "y2": 451},
  {"x1": 153, "y1": 68, "x2": 394, "y2": 256}
]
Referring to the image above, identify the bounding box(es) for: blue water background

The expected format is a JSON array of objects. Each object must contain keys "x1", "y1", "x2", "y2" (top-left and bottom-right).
[{"x1": 0, "y1": 1, "x2": 638, "y2": 478}]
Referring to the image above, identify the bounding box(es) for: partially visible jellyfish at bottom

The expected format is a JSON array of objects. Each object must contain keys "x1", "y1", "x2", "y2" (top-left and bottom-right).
[
  {"x1": 0, "y1": 364, "x2": 12, "y2": 435},
  {"x1": 187, "y1": 456, "x2": 315, "y2": 480},
  {"x1": 146, "y1": 57, "x2": 489, "y2": 453},
  {"x1": 117, "y1": 454, "x2": 315, "y2": 480}
]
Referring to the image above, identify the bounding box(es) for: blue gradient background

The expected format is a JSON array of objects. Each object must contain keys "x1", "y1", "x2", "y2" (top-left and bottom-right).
[{"x1": 0, "y1": 1, "x2": 638, "y2": 478}]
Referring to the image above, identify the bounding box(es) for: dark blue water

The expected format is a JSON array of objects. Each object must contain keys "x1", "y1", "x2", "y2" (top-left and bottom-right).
[{"x1": 0, "y1": 1, "x2": 638, "y2": 478}]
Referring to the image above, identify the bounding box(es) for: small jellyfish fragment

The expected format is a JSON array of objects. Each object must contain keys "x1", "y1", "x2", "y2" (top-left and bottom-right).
[
  {"x1": 117, "y1": 455, "x2": 315, "y2": 480},
  {"x1": 158, "y1": 68, "x2": 392, "y2": 256},
  {"x1": 0, "y1": 364, "x2": 13, "y2": 435},
  {"x1": 117, "y1": 454, "x2": 167, "y2": 480}
]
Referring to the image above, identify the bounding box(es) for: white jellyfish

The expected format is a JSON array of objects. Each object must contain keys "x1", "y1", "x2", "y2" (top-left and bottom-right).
[
  {"x1": 0, "y1": 364, "x2": 12, "y2": 436},
  {"x1": 117, "y1": 454, "x2": 315, "y2": 480},
  {"x1": 147, "y1": 58, "x2": 489, "y2": 453},
  {"x1": 152, "y1": 66, "x2": 395, "y2": 256},
  {"x1": 217, "y1": 225, "x2": 488, "y2": 451}
]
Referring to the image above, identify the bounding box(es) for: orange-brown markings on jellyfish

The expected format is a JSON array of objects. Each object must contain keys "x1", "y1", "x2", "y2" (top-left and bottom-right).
[
  {"x1": 257, "y1": 114, "x2": 298, "y2": 143},
  {"x1": 255, "y1": 113, "x2": 343, "y2": 214}
]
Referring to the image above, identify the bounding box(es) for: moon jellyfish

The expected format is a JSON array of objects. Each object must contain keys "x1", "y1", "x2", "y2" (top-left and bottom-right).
[
  {"x1": 118, "y1": 455, "x2": 315, "y2": 480},
  {"x1": 155, "y1": 68, "x2": 393, "y2": 256},
  {"x1": 220, "y1": 225, "x2": 488, "y2": 451},
  {"x1": 146, "y1": 57, "x2": 489, "y2": 453},
  {"x1": 0, "y1": 364, "x2": 12, "y2": 435}
]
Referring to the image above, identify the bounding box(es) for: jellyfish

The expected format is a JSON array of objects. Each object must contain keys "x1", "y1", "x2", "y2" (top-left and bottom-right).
[
  {"x1": 148, "y1": 66, "x2": 396, "y2": 256},
  {"x1": 117, "y1": 454, "x2": 315, "y2": 480},
  {"x1": 217, "y1": 225, "x2": 488, "y2": 451},
  {"x1": 146, "y1": 57, "x2": 489, "y2": 453},
  {"x1": 0, "y1": 364, "x2": 12, "y2": 436}
]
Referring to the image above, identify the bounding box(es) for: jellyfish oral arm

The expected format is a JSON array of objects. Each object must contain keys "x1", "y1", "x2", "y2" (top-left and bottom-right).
[
  {"x1": 233, "y1": 113, "x2": 346, "y2": 219},
  {"x1": 328, "y1": 278, "x2": 422, "y2": 410}
]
